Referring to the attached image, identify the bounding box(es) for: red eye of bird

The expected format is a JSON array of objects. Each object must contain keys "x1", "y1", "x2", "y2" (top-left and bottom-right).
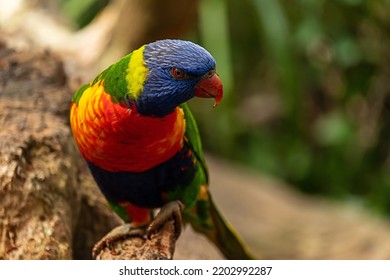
[{"x1": 171, "y1": 68, "x2": 186, "y2": 79}]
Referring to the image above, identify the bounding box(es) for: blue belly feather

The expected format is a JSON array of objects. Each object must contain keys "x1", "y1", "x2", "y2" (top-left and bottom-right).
[{"x1": 86, "y1": 145, "x2": 196, "y2": 208}]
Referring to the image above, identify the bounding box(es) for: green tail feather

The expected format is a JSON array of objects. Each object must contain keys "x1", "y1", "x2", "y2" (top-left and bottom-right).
[{"x1": 190, "y1": 193, "x2": 255, "y2": 260}]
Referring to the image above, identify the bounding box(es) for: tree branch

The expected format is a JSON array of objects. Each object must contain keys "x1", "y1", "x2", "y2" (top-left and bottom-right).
[{"x1": 94, "y1": 220, "x2": 178, "y2": 260}]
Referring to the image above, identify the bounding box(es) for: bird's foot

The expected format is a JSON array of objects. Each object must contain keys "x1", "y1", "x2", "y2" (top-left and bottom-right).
[
  {"x1": 146, "y1": 200, "x2": 184, "y2": 239},
  {"x1": 92, "y1": 224, "x2": 144, "y2": 259}
]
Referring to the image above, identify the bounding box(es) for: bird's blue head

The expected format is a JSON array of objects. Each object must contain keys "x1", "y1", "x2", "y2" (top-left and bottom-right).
[{"x1": 127, "y1": 39, "x2": 223, "y2": 117}]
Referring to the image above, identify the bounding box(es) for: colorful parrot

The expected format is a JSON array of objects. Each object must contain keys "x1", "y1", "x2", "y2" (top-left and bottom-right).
[{"x1": 70, "y1": 39, "x2": 253, "y2": 259}]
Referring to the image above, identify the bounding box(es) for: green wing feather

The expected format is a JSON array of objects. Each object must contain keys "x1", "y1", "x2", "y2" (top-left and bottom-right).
[
  {"x1": 166, "y1": 103, "x2": 208, "y2": 213},
  {"x1": 180, "y1": 103, "x2": 209, "y2": 183},
  {"x1": 180, "y1": 103, "x2": 254, "y2": 259}
]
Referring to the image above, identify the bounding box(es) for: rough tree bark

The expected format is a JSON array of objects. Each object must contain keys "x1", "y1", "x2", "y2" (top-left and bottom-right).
[
  {"x1": 0, "y1": 45, "x2": 77, "y2": 259},
  {"x1": 0, "y1": 45, "x2": 125, "y2": 259}
]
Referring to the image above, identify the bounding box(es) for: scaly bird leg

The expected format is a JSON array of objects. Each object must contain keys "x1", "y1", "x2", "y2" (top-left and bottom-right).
[
  {"x1": 146, "y1": 200, "x2": 184, "y2": 239},
  {"x1": 92, "y1": 224, "x2": 144, "y2": 259}
]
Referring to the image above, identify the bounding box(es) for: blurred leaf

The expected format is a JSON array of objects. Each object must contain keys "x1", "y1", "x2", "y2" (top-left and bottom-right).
[
  {"x1": 334, "y1": 36, "x2": 362, "y2": 67},
  {"x1": 315, "y1": 112, "x2": 355, "y2": 146},
  {"x1": 340, "y1": 0, "x2": 364, "y2": 6},
  {"x1": 295, "y1": 16, "x2": 323, "y2": 48},
  {"x1": 251, "y1": 0, "x2": 302, "y2": 124},
  {"x1": 199, "y1": 0, "x2": 234, "y2": 106},
  {"x1": 284, "y1": 140, "x2": 312, "y2": 181},
  {"x1": 60, "y1": 0, "x2": 109, "y2": 28}
]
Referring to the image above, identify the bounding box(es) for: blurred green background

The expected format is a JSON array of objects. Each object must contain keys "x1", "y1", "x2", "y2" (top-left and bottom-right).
[{"x1": 59, "y1": 0, "x2": 390, "y2": 214}]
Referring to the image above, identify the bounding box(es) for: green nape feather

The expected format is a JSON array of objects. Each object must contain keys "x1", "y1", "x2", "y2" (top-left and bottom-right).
[
  {"x1": 72, "y1": 54, "x2": 132, "y2": 107},
  {"x1": 93, "y1": 54, "x2": 132, "y2": 101}
]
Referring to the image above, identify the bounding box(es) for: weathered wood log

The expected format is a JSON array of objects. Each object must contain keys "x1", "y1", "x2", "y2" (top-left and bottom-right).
[
  {"x1": 94, "y1": 220, "x2": 178, "y2": 260},
  {"x1": 0, "y1": 46, "x2": 77, "y2": 259},
  {"x1": 0, "y1": 45, "x2": 124, "y2": 259}
]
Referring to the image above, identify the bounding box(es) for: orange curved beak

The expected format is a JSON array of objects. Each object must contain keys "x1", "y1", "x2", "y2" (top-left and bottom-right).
[{"x1": 194, "y1": 71, "x2": 223, "y2": 107}]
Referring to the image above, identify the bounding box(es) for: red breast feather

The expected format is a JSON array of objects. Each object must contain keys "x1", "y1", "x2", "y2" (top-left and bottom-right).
[{"x1": 70, "y1": 82, "x2": 186, "y2": 172}]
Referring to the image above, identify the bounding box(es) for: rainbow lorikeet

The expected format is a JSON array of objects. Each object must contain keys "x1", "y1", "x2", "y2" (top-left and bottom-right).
[{"x1": 70, "y1": 39, "x2": 253, "y2": 259}]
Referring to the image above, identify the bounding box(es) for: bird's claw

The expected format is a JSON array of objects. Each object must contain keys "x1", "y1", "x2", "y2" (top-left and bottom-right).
[
  {"x1": 146, "y1": 200, "x2": 184, "y2": 239},
  {"x1": 92, "y1": 201, "x2": 184, "y2": 259},
  {"x1": 92, "y1": 224, "x2": 144, "y2": 259}
]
